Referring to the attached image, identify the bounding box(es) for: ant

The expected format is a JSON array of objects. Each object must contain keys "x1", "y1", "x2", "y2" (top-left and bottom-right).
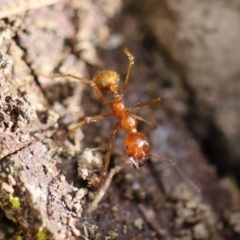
[{"x1": 53, "y1": 48, "x2": 200, "y2": 193}]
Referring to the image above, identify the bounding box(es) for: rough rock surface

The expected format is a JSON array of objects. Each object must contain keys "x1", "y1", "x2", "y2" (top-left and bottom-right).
[{"x1": 0, "y1": 0, "x2": 239, "y2": 239}]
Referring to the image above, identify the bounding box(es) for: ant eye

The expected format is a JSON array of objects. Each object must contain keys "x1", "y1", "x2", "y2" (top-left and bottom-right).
[{"x1": 126, "y1": 146, "x2": 129, "y2": 150}]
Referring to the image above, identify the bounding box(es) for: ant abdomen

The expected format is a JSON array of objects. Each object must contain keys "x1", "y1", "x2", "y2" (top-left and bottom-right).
[
  {"x1": 93, "y1": 70, "x2": 120, "y2": 92},
  {"x1": 125, "y1": 132, "x2": 149, "y2": 168}
]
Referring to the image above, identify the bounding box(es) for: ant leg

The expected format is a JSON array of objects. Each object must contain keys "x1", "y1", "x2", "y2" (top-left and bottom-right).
[
  {"x1": 53, "y1": 74, "x2": 92, "y2": 84},
  {"x1": 56, "y1": 113, "x2": 113, "y2": 146},
  {"x1": 52, "y1": 74, "x2": 110, "y2": 106},
  {"x1": 120, "y1": 48, "x2": 135, "y2": 95},
  {"x1": 128, "y1": 98, "x2": 161, "y2": 129},
  {"x1": 97, "y1": 122, "x2": 120, "y2": 188},
  {"x1": 133, "y1": 115, "x2": 157, "y2": 130},
  {"x1": 129, "y1": 97, "x2": 161, "y2": 110},
  {"x1": 91, "y1": 82, "x2": 111, "y2": 107}
]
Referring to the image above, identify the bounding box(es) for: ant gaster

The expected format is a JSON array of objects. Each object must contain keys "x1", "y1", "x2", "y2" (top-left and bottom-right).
[{"x1": 54, "y1": 48, "x2": 200, "y2": 193}]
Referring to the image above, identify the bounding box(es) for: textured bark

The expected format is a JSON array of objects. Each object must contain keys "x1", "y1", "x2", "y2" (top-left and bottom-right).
[
  {"x1": 0, "y1": 0, "x2": 239, "y2": 239},
  {"x1": 128, "y1": 0, "x2": 240, "y2": 181}
]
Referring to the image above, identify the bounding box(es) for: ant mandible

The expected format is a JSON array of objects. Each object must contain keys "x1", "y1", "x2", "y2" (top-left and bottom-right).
[{"x1": 54, "y1": 48, "x2": 200, "y2": 193}]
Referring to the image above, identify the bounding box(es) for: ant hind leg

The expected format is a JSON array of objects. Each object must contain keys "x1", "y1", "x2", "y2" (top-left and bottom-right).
[
  {"x1": 97, "y1": 122, "x2": 120, "y2": 189},
  {"x1": 129, "y1": 97, "x2": 161, "y2": 129},
  {"x1": 129, "y1": 97, "x2": 161, "y2": 110},
  {"x1": 133, "y1": 115, "x2": 157, "y2": 130}
]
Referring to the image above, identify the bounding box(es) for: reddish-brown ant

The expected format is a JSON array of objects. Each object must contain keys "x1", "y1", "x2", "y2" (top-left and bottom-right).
[{"x1": 53, "y1": 48, "x2": 200, "y2": 193}]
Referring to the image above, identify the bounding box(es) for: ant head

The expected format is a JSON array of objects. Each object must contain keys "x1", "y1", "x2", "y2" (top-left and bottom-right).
[
  {"x1": 94, "y1": 70, "x2": 120, "y2": 92},
  {"x1": 125, "y1": 131, "x2": 149, "y2": 168}
]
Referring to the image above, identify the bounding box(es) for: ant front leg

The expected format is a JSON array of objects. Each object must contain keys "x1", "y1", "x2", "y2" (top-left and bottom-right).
[
  {"x1": 120, "y1": 48, "x2": 135, "y2": 95},
  {"x1": 97, "y1": 122, "x2": 120, "y2": 189},
  {"x1": 56, "y1": 113, "x2": 113, "y2": 146},
  {"x1": 52, "y1": 74, "x2": 109, "y2": 106}
]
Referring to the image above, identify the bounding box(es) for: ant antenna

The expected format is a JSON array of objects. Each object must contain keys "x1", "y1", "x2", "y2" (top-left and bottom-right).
[{"x1": 149, "y1": 154, "x2": 201, "y2": 194}]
